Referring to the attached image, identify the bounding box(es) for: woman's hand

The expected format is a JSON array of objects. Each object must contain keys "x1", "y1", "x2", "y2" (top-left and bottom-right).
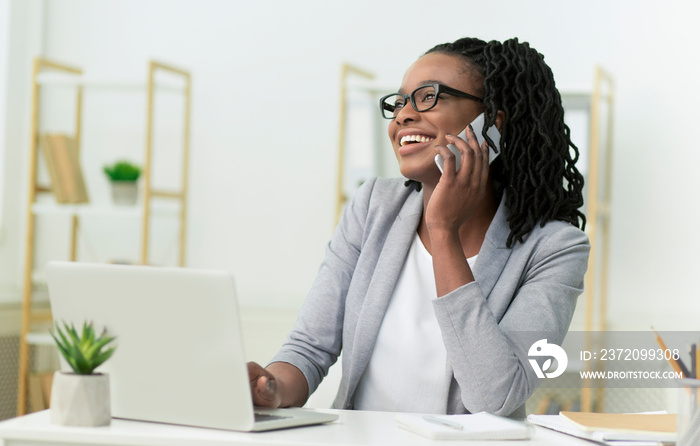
[
  {"x1": 247, "y1": 361, "x2": 282, "y2": 408},
  {"x1": 426, "y1": 125, "x2": 491, "y2": 234},
  {"x1": 426, "y1": 126, "x2": 493, "y2": 296},
  {"x1": 247, "y1": 361, "x2": 309, "y2": 408}
]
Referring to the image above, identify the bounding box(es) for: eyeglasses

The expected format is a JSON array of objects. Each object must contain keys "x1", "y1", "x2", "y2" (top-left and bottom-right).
[{"x1": 379, "y1": 83, "x2": 483, "y2": 120}]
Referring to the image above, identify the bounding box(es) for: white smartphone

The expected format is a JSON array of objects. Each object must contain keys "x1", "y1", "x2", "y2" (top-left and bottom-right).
[{"x1": 435, "y1": 112, "x2": 501, "y2": 173}]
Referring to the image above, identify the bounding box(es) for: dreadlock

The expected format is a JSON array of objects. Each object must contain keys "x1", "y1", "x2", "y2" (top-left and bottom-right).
[{"x1": 407, "y1": 37, "x2": 585, "y2": 248}]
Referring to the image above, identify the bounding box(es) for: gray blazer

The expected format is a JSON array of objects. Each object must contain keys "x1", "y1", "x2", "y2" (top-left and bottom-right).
[{"x1": 271, "y1": 177, "x2": 590, "y2": 418}]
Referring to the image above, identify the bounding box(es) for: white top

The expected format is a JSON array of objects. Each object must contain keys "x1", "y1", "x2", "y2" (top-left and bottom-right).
[{"x1": 353, "y1": 234, "x2": 477, "y2": 413}]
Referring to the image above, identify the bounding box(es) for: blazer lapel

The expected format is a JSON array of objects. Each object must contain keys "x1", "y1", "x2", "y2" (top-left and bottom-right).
[
  {"x1": 472, "y1": 194, "x2": 512, "y2": 298},
  {"x1": 343, "y1": 191, "x2": 423, "y2": 404}
]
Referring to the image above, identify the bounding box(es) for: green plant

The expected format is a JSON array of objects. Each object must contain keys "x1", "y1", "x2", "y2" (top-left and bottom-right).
[
  {"x1": 103, "y1": 160, "x2": 142, "y2": 182},
  {"x1": 51, "y1": 321, "x2": 117, "y2": 375}
]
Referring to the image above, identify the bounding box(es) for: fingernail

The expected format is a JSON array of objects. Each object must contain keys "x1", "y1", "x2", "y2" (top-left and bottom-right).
[
  {"x1": 266, "y1": 380, "x2": 273, "y2": 392},
  {"x1": 468, "y1": 124, "x2": 474, "y2": 133}
]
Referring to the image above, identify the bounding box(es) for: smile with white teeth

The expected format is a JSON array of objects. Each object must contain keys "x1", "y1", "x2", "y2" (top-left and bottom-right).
[{"x1": 400, "y1": 134, "x2": 435, "y2": 147}]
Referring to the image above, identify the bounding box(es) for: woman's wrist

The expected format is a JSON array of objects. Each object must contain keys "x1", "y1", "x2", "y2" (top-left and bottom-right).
[
  {"x1": 427, "y1": 226, "x2": 461, "y2": 247},
  {"x1": 266, "y1": 362, "x2": 308, "y2": 408},
  {"x1": 428, "y1": 228, "x2": 475, "y2": 296}
]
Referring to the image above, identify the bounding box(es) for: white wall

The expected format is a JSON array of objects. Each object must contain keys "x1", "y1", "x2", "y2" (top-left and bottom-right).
[
  {"x1": 2, "y1": 0, "x2": 700, "y2": 333},
  {"x1": 0, "y1": 0, "x2": 8, "y2": 231},
  {"x1": 0, "y1": 0, "x2": 44, "y2": 302}
]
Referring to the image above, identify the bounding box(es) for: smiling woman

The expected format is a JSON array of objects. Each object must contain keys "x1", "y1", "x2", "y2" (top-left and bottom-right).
[{"x1": 247, "y1": 37, "x2": 590, "y2": 418}]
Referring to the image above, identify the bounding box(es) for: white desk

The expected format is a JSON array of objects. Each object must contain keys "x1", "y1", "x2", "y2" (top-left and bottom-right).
[{"x1": 0, "y1": 410, "x2": 597, "y2": 446}]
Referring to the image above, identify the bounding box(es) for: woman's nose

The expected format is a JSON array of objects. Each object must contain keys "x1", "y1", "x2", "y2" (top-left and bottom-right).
[{"x1": 394, "y1": 102, "x2": 420, "y2": 124}]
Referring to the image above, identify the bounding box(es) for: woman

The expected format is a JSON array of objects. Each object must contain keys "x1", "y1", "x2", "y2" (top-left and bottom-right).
[{"x1": 248, "y1": 37, "x2": 590, "y2": 418}]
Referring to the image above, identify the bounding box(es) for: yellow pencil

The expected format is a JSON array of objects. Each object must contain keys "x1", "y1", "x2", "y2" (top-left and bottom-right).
[
  {"x1": 653, "y1": 328, "x2": 689, "y2": 378},
  {"x1": 696, "y1": 343, "x2": 699, "y2": 402},
  {"x1": 652, "y1": 329, "x2": 694, "y2": 398}
]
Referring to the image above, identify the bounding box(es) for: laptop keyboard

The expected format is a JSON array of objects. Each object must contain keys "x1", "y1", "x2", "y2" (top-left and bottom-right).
[{"x1": 254, "y1": 412, "x2": 292, "y2": 422}]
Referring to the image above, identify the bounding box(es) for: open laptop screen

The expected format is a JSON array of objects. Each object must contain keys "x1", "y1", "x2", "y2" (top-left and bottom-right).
[{"x1": 46, "y1": 261, "x2": 256, "y2": 431}]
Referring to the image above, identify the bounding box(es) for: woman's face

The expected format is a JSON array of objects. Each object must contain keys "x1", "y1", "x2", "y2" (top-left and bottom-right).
[{"x1": 388, "y1": 53, "x2": 485, "y2": 186}]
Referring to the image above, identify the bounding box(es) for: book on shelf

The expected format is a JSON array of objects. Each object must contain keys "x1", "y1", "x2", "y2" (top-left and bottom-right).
[
  {"x1": 28, "y1": 374, "x2": 46, "y2": 412},
  {"x1": 40, "y1": 372, "x2": 54, "y2": 406},
  {"x1": 39, "y1": 133, "x2": 89, "y2": 204}
]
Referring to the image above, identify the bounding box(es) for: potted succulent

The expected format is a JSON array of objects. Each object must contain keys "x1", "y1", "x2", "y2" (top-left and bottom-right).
[
  {"x1": 50, "y1": 321, "x2": 117, "y2": 426},
  {"x1": 103, "y1": 160, "x2": 142, "y2": 205}
]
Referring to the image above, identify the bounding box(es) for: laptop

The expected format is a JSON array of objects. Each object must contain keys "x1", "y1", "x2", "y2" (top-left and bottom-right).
[{"x1": 45, "y1": 261, "x2": 338, "y2": 431}]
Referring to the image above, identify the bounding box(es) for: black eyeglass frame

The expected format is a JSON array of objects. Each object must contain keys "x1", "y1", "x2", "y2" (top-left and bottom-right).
[{"x1": 379, "y1": 83, "x2": 484, "y2": 120}]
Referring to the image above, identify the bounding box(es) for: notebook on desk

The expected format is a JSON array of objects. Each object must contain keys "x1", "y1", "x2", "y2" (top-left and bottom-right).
[
  {"x1": 527, "y1": 412, "x2": 676, "y2": 443},
  {"x1": 396, "y1": 412, "x2": 530, "y2": 440},
  {"x1": 45, "y1": 261, "x2": 338, "y2": 432}
]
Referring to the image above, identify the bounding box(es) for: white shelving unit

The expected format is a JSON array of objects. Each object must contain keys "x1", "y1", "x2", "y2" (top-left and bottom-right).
[
  {"x1": 31, "y1": 200, "x2": 181, "y2": 218},
  {"x1": 17, "y1": 58, "x2": 192, "y2": 416},
  {"x1": 35, "y1": 71, "x2": 187, "y2": 90}
]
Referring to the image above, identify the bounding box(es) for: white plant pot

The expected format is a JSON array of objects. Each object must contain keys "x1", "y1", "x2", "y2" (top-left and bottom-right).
[
  {"x1": 110, "y1": 181, "x2": 138, "y2": 206},
  {"x1": 50, "y1": 371, "x2": 111, "y2": 427}
]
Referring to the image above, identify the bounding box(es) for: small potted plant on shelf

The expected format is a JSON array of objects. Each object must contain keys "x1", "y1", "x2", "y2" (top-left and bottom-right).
[
  {"x1": 50, "y1": 321, "x2": 117, "y2": 426},
  {"x1": 103, "y1": 160, "x2": 142, "y2": 206}
]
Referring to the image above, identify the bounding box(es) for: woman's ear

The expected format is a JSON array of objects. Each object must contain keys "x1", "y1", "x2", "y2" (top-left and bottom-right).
[{"x1": 495, "y1": 110, "x2": 505, "y2": 132}]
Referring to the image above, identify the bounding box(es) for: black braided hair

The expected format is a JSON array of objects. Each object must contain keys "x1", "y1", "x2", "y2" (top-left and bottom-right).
[{"x1": 409, "y1": 37, "x2": 585, "y2": 247}]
